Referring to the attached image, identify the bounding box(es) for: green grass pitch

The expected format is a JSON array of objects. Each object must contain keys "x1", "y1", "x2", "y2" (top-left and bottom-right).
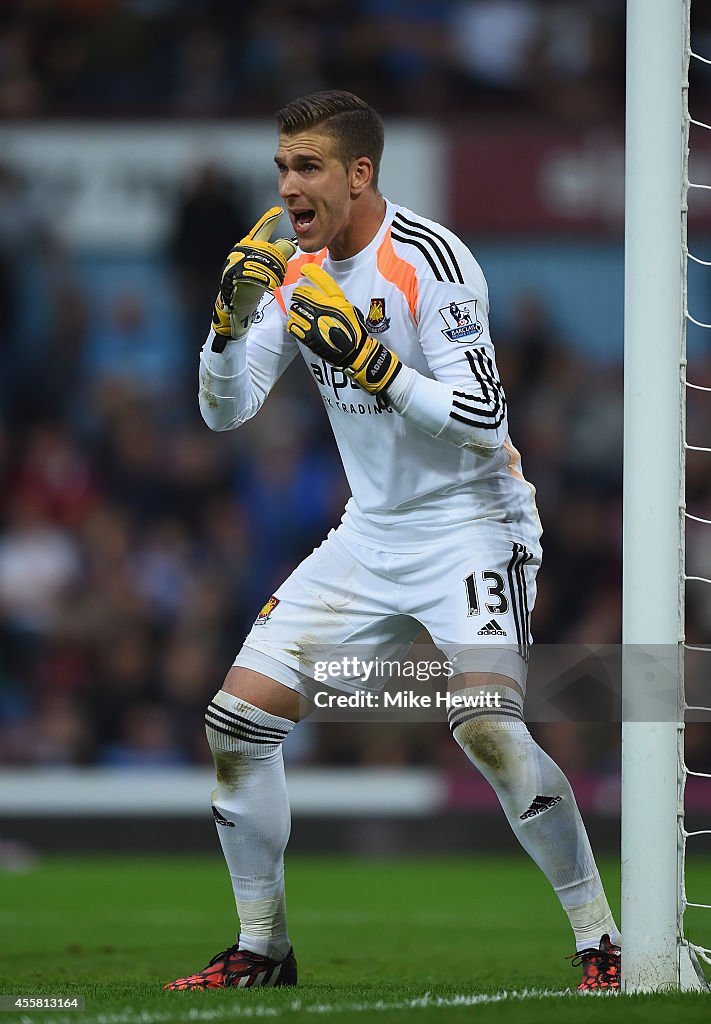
[{"x1": 1, "y1": 854, "x2": 710, "y2": 1023}]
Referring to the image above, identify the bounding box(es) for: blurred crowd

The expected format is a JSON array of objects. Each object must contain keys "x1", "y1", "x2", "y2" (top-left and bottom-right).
[
  {"x1": 1, "y1": 0, "x2": 711, "y2": 776},
  {"x1": 4, "y1": 1, "x2": 711, "y2": 124},
  {"x1": 0, "y1": 0, "x2": 636, "y2": 121},
  {"x1": 0, "y1": 154, "x2": 631, "y2": 772}
]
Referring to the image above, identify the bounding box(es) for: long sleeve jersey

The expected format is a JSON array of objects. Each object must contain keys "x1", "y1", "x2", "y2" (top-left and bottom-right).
[{"x1": 199, "y1": 201, "x2": 541, "y2": 551}]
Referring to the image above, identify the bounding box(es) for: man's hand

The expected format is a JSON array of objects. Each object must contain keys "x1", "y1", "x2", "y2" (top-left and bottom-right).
[
  {"x1": 212, "y1": 207, "x2": 296, "y2": 351},
  {"x1": 287, "y1": 265, "x2": 401, "y2": 396}
]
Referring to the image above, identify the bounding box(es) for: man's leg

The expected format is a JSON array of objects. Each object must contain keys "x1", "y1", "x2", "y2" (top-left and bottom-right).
[
  {"x1": 409, "y1": 522, "x2": 620, "y2": 985},
  {"x1": 209, "y1": 667, "x2": 309, "y2": 960},
  {"x1": 164, "y1": 667, "x2": 308, "y2": 989},
  {"x1": 448, "y1": 671, "x2": 621, "y2": 957},
  {"x1": 164, "y1": 528, "x2": 420, "y2": 990}
]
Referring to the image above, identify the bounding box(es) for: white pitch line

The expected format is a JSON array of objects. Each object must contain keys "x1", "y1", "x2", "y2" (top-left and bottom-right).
[{"x1": 20, "y1": 988, "x2": 580, "y2": 1024}]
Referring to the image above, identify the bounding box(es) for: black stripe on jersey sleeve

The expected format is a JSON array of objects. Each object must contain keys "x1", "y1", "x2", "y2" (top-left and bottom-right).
[
  {"x1": 450, "y1": 409, "x2": 507, "y2": 429},
  {"x1": 466, "y1": 349, "x2": 503, "y2": 394},
  {"x1": 451, "y1": 400, "x2": 505, "y2": 427},
  {"x1": 390, "y1": 230, "x2": 444, "y2": 281},
  {"x1": 394, "y1": 212, "x2": 465, "y2": 284},
  {"x1": 448, "y1": 348, "x2": 506, "y2": 429},
  {"x1": 465, "y1": 349, "x2": 505, "y2": 409}
]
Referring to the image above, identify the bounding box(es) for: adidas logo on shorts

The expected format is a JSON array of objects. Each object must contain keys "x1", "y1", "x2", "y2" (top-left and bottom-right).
[{"x1": 477, "y1": 619, "x2": 507, "y2": 636}]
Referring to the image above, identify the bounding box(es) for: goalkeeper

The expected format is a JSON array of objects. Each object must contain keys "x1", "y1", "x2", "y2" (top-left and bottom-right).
[{"x1": 164, "y1": 90, "x2": 621, "y2": 994}]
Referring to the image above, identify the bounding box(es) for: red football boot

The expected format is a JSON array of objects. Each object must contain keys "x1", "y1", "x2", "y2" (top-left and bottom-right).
[
  {"x1": 164, "y1": 942, "x2": 297, "y2": 990},
  {"x1": 568, "y1": 933, "x2": 621, "y2": 992}
]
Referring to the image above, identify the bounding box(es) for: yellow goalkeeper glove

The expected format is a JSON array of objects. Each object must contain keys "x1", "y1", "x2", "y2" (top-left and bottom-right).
[
  {"x1": 287, "y1": 264, "x2": 401, "y2": 396},
  {"x1": 211, "y1": 207, "x2": 296, "y2": 351}
]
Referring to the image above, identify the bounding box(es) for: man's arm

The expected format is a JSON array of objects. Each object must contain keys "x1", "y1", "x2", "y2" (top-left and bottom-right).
[
  {"x1": 385, "y1": 351, "x2": 506, "y2": 457},
  {"x1": 198, "y1": 208, "x2": 297, "y2": 431},
  {"x1": 286, "y1": 263, "x2": 507, "y2": 457},
  {"x1": 199, "y1": 292, "x2": 297, "y2": 431},
  {"x1": 385, "y1": 273, "x2": 507, "y2": 456}
]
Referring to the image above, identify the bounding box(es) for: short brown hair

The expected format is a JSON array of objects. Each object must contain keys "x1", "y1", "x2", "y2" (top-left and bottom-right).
[{"x1": 276, "y1": 90, "x2": 385, "y2": 189}]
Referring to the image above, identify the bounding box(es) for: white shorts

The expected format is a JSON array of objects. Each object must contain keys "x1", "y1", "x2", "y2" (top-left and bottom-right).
[{"x1": 234, "y1": 518, "x2": 542, "y2": 701}]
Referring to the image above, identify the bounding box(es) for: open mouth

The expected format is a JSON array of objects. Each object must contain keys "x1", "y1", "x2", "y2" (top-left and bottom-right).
[{"x1": 292, "y1": 210, "x2": 316, "y2": 234}]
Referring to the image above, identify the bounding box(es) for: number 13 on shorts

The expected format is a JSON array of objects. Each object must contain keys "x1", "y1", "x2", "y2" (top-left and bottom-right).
[{"x1": 445, "y1": 540, "x2": 539, "y2": 661}]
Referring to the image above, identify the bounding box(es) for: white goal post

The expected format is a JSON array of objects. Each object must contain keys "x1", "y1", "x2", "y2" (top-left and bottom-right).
[{"x1": 623, "y1": 0, "x2": 707, "y2": 992}]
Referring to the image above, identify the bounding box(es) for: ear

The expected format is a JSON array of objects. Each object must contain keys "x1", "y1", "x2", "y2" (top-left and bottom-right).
[{"x1": 348, "y1": 157, "x2": 374, "y2": 198}]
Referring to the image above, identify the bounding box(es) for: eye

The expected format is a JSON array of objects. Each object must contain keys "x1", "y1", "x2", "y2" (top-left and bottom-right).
[{"x1": 303, "y1": 163, "x2": 318, "y2": 173}]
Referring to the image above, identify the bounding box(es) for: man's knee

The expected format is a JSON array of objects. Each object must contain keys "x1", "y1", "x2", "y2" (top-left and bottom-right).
[
  {"x1": 222, "y1": 666, "x2": 309, "y2": 722},
  {"x1": 452, "y1": 715, "x2": 530, "y2": 776},
  {"x1": 205, "y1": 676, "x2": 298, "y2": 763},
  {"x1": 447, "y1": 673, "x2": 528, "y2": 779}
]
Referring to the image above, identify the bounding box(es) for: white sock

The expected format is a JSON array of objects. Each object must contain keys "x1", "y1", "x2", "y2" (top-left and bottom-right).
[
  {"x1": 206, "y1": 691, "x2": 294, "y2": 961},
  {"x1": 450, "y1": 695, "x2": 621, "y2": 950}
]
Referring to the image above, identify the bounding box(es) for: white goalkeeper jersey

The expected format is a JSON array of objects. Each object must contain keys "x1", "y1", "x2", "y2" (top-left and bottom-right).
[{"x1": 199, "y1": 201, "x2": 541, "y2": 552}]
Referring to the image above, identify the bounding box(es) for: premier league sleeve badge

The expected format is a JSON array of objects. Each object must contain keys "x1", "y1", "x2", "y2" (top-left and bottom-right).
[{"x1": 438, "y1": 299, "x2": 483, "y2": 342}]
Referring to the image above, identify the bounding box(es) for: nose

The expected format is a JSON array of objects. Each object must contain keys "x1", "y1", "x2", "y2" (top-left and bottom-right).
[{"x1": 279, "y1": 169, "x2": 300, "y2": 200}]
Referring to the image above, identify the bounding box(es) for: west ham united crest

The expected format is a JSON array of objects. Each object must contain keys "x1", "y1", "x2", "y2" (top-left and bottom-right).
[
  {"x1": 365, "y1": 297, "x2": 391, "y2": 334},
  {"x1": 255, "y1": 595, "x2": 279, "y2": 625},
  {"x1": 438, "y1": 299, "x2": 483, "y2": 342}
]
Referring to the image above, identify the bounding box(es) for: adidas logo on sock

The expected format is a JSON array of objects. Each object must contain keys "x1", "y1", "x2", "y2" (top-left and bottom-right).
[
  {"x1": 477, "y1": 619, "x2": 507, "y2": 636},
  {"x1": 519, "y1": 794, "x2": 563, "y2": 820},
  {"x1": 212, "y1": 807, "x2": 235, "y2": 828}
]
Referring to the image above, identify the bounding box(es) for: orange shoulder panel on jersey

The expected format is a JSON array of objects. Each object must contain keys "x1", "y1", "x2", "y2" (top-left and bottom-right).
[
  {"x1": 376, "y1": 228, "x2": 419, "y2": 325},
  {"x1": 274, "y1": 248, "x2": 328, "y2": 313}
]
